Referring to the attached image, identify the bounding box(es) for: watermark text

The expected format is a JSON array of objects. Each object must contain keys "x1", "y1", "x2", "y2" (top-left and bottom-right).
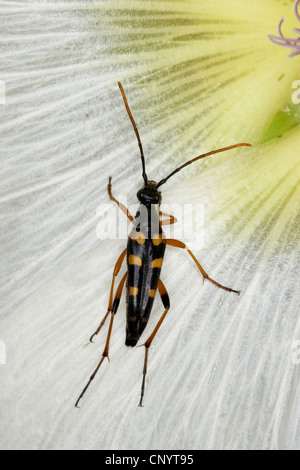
[
  {"x1": 291, "y1": 340, "x2": 300, "y2": 365},
  {"x1": 0, "y1": 81, "x2": 6, "y2": 105},
  {"x1": 0, "y1": 340, "x2": 6, "y2": 365},
  {"x1": 96, "y1": 200, "x2": 205, "y2": 250}
]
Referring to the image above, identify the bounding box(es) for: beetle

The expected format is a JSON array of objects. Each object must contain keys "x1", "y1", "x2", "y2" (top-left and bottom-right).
[{"x1": 75, "y1": 82, "x2": 251, "y2": 408}]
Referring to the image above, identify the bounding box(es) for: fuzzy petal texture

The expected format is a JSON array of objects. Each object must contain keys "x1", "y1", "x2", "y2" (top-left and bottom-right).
[{"x1": 0, "y1": 0, "x2": 300, "y2": 450}]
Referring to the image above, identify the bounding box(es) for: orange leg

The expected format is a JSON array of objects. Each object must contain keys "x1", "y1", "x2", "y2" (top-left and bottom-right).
[
  {"x1": 138, "y1": 279, "x2": 170, "y2": 407},
  {"x1": 75, "y1": 272, "x2": 127, "y2": 408},
  {"x1": 108, "y1": 177, "x2": 134, "y2": 222},
  {"x1": 166, "y1": 239, "x2": 240, "y2": 295},
  {"x1": 159, "y1": 211, "x2": 177, "y2": 226},
  {"x1": 90, "y1": 248, "x2": 127, "y2": 343}
]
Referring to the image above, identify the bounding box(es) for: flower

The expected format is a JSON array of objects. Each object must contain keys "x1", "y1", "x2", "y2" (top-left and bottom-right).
[{"x1": 0, "y1": 0, "x2": 299, "y2": 451}]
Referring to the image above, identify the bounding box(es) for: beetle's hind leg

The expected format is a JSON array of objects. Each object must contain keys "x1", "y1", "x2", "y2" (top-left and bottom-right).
[
  {"x1": 166, "y1": 239, "x2": 240, "y2": 295},
  {"x1": 138, "y1": 279, "x2": 170, "y2": 407},
  {"x1": 90, "y1": 248, "x2": 127, "y2": 343},
  {"x1": 75, "y1": 272, "x2": 127, "y2": 408}
]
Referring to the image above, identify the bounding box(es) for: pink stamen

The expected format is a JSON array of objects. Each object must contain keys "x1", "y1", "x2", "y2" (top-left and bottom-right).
[
  {"x1": 268, "y1": 0, "x2": 300, "y2": 58},
  {"x1": 294, "y1": 0, "x2": 300, "y2": 23}
]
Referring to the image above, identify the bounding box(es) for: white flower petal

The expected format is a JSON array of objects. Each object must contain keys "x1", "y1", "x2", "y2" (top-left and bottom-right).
[{"x1": 1, "y1": 0, "x2": 299, "y2": 451}]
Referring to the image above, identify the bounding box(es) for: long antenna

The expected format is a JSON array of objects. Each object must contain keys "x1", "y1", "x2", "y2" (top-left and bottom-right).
[
  {"x1": 118, "y1": 82, "x2": 148, "y2": 185},
  {"x1": 156, "y1": 143, "x2": 252, "y2": 188}
]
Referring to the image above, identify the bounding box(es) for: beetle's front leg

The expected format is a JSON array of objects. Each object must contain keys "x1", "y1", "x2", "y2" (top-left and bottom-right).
[{"x1": 108, "y1": 177, "x2": 134, "y2": 222}]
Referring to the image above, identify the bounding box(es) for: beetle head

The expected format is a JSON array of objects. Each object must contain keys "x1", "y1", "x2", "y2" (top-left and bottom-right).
[{"x1": 137, "y1": 181, "x2": 161, "y2": 204}]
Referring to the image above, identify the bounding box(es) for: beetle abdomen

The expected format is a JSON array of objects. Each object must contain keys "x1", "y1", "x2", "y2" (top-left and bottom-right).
[{"x1": 126, "y1": 220, "x2": 166, "y2": 347}]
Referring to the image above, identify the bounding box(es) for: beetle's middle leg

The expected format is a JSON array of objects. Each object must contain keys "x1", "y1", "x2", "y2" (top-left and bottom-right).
[
  {"x1": 166, "y1": 239, "x2": 240, "y2": 295},
  {"x1": 75, "y1": 272, "x2": 127, "y2": 408},
  {"x1": 159, "y1": 211, "x2": 177, "y2": 226},
  {"x1": 90, "y1": 248, "x2": 127, "y2": 343},
  {"x1": 138, "y1": 279, "x2": 170, "y2": 407}
]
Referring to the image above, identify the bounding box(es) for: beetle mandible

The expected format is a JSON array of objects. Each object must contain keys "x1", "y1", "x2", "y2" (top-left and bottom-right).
[{"x1": 75, "y1": 82, "x2": 251, "y2": 408}]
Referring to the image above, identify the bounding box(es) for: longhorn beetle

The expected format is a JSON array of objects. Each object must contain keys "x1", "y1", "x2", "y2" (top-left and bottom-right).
[{"x1": 75, "y1": 82, "x2": 252, "y2": 408}]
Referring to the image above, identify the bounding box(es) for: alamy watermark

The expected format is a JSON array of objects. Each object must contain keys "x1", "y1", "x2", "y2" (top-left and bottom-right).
[
  {"x1": 0, "y1": 80, "x2": 6, "y2": 105},
  {"x1": 291, "y1": 340, "x2": 300, "y2": 365},
  {"x1": 96, "y1": 199, "x2": 205, "y2": 250},
  {"x1": 291, "y1": 65, "x2": 300, "y2": 105},
  {"x1": 292, "y1": 79, "x2": 300, "y2": 105},
  {"x1": 0, "y1": 340, "x2": 6, "y2": 365}
]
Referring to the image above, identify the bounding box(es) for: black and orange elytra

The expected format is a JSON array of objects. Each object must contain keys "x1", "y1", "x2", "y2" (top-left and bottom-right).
[
  {"x1": 75, "y1": 82, "x2": 252, "y2": 408},
  {"x1": 126, "y1": 195, "x2": 166, "y2": 347}
]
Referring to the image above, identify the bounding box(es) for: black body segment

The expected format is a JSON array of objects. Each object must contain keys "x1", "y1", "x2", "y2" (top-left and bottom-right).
[{"x1": 126, "y1": 203, "x2": 166, "y2": 346}]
